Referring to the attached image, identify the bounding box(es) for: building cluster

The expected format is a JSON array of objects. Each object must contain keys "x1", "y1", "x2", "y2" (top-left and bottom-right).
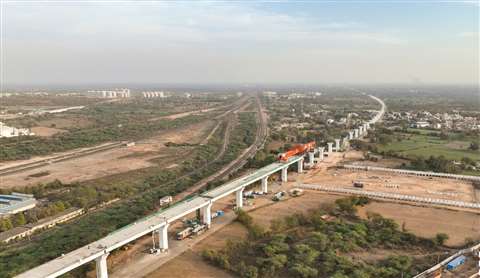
[
  {"x1": 0, "y1": 122, "x2": 34, "y2": 138},
  {"x1": 88, "y1": 88, "x2": 131, "y2": 98},
  {"x1": 0, "y1": 193, "x2": 37, "y2": 216},
  {"x1": 142, "y1": 91, "x2": 166, "y2": 98},
  {"x1": 263, "y1": 91, "x2": 322, "y2": 99},
  {"x1": 385, "y1": 111, "x2": 480, "y2": 131}
]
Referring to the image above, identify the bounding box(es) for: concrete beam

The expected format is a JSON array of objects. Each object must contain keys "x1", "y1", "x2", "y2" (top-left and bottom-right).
[
  {"x1": 261, "y1": 176, "x2": 268, "y2": 193},
  {"x1": 95, "y1": 253, "x2": 109, "y2": 278}
]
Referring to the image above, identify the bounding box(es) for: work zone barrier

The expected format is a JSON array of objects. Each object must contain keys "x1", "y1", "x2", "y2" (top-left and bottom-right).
[
  {"x1": 342, "y1": 165, "x2": 480, "y2": 183},
  {"x1": 298, "y1": 184, "x2": 480, "y2": 209}
]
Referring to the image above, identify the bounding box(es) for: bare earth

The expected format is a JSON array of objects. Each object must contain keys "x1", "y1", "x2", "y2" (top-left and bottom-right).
[{"x1": 0, "y1": 121, "x2": 215, "y2": 188}]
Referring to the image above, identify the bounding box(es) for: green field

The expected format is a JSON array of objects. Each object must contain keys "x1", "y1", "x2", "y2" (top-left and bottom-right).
[{"x1": 377, "y1": 131, "x2": 479, "y2": 162}]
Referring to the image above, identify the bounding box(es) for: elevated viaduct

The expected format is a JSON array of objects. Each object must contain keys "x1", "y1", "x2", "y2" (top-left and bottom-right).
[{"x1": 17, "y1": 94, "x2": 385, "y2": 278}]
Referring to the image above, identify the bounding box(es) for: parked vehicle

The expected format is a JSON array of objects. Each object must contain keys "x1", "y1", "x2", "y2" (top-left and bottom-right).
[
  {"x1": 159, "y1": 196, "x2": 173, "y2": 207},
  {"x1": 272, "y1": 191, "x2": 286, "y2": 201},
  {"x1": 192, "y1": 224, "x2": 207, "y2": 236},
  {"x1": 353, "y1": 181, "x2": 364, "y2": 188},
  {"x1": 176, "y1": 227, "x2": 193, "y2": 240},
  {"x1": 289, "y1": 188, "x2": 304, "y2": 197},
  {"x1": 446, "y1": 255, "x2": 466, "y2": 270},
  {"x1": 212, "y1": 210, "x2": 225, "y2": 219}
]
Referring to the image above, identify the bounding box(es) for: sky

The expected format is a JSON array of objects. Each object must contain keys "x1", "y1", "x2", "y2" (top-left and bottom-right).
[{"x1": 1, "y1": 1, "x2": 479, "y2": 86}]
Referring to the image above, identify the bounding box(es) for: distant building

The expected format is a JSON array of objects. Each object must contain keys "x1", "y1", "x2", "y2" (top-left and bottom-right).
[
  {"x1": 0, "y1": 193, "x2": 37, "y2": 216},
  {"x1": 0, "y1": 122, "x2": 33, "y2": 138},
  {"x1": 142, "y1": 91, "x2": 166, "y2": 98},
  {"x1": 411, "y1": 121, "x2": 430, "y2": 128},
  {"x1": 88, "y1": 88, "x2": 131, "y2": 98}
]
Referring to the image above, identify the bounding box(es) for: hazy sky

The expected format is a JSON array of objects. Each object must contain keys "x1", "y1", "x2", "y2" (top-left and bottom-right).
[{"x1": 2, "y1": 1, "x2": 479, "y2": 86}]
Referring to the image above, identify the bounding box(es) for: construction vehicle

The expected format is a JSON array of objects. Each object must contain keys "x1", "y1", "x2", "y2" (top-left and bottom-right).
[
  {"x1": 278, "y1": 141, "x2": 316, "y2": 162},
  {"x1": 176, "y1": 227, "x2": 193, "y2": 240}
]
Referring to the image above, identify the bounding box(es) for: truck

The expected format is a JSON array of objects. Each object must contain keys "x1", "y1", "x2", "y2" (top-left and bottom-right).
[
  {"x1": 159, "y1": 196, "x2": 173, "y2": 207},
  {"x1": 446, "y1": 255, "x2": 466, "y2": 270},
  {"x1": 212, "y1": 210, "x2": 225, "y2": 219},
  {"x1": 192, "y1": 224, "x2": 207, "y2": 236},
  {"x1": 353, "y1": 181, "x2": 364, "y2": 188},
  {"x1": 176, "y1": 227, "x2": 193, "y2": 240}
]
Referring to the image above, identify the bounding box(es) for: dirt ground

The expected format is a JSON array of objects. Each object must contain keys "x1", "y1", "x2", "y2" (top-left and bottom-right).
[
  {"x1": 357, "y1": 201, "x2": 480, "y2": 246},
  {"x1": 303, "y1": 168, "x2": 477, "y2": 203},
  {"x1": 0, "y1": 120, "x2": 215, "y2": 188},
  {"x1": 30, "y1": 126, "x2": 66, "y2": 136}
]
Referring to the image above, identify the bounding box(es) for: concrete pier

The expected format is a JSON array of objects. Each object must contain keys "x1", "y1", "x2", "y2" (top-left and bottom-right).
[
  {"x1": 95, "y1": 253, "x2": 109, "y2": 278},
  {"x1": 318, "y1": 147, "x2": 324, "y2": 161},
  {"x1": 281, "y1": 167, "x2": 288, "y2": 182},
  {"x1": 297, "y1": 158, "x2": 304, "y2": 173},
  {"x1": 261, "y1": 177, "x2": 268, "y2": 193},
  {"x1": 327, "y1": 142, "x2": 333, "y2": 154},
  {"x1": 335, "y1": 139, "x2": 341, "y2": 152},
  {"x1": 308, "y1": 152, "x2": 315, "y2": 164},
  {"x1": 354, "y1": 129, "x2": 359, "y2": 138},
  {"x1": 236, "y1": 188, "x2": 244, "y2": 208},
  {"x1": 202, "y1": 203, "x2": 212, "y2": 227}
]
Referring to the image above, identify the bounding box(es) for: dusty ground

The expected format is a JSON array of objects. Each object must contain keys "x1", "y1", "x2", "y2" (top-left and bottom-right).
[
  {"x1": 357, "y1": 202, "x2": 480, "y2": 247},
  {"x1": 30, "y1": 126, "x2": 66, "y2": 137},
  {"x1": 303, "y1": 168, "x2": 477, "y2": 203},
  {"x1": 0, "y1": 121, "x2": 215, "y2": 188},
  {"x1": 34, "y1": 116, "x2": 92, "y2": 129}
]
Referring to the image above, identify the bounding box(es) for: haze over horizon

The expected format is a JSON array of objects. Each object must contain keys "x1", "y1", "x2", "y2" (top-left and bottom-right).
[{"x1": 2, "y1": 1, "x2": 479, "y2": 87}]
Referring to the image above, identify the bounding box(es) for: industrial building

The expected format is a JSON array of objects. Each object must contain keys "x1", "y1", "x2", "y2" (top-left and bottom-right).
[{"x1": 0, "y1": 193, "x2": 37, "y2": 215}]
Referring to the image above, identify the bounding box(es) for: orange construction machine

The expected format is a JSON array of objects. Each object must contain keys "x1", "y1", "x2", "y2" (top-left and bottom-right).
[{"x1": 278, "y1": 141, "x2": 316, "y2": 162}]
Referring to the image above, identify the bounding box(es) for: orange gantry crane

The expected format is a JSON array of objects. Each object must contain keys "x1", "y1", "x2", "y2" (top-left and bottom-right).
[{"x1": 278, "y1": 141, "x2": 316, "y2": 162}]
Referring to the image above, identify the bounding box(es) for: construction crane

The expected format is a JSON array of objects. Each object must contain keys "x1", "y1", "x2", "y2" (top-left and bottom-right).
[{"x1": 278, "y1": 141, "x2": 316, "y2": 162}]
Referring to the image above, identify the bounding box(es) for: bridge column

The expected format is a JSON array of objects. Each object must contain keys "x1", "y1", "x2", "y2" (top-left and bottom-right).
[
  {"x1": 236, "y1": 187, "x2": 244, "y2": 208},
  {"x1": 318, "y1": 147, "x2": 324, "y2": 161},
  {"x1": 158, "y1": 224, "x2": 170, "y2": 251},
  {"x1": 308, "y1": 152, "x2": 314, "y2": 164},
  {"x1": 335, "y1": 139, "x2": 341, "y2": 152},
  {"x1": 95, "y1": 253, "x2": 109, "y2": 278},
  {"x1": 327, "y1": 142, "x2": 333, "y2": 154},
  {"x1": 261, "y1": 176, "x2": 268, "y2": 193},
  {"x1": 202, "y1": 203, "x2": 212, "y2": 228},
  {"x1": 354, "y1": 129, "x2": 359, "y2": 138},
  {"x1": 281, "y1": 167, "x2": 288, "y2": 182},
  {"x1": 297, "y1": 158, "x2": 304, "y2": 173},
  {"x1": 348, "y1": 131, "x2": 354, "y2": 140}
]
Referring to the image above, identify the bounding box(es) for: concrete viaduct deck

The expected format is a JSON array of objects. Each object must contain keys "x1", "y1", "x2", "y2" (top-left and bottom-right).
[{"x1": 17, "y1": 94, "x2": 386, "y2": 278}]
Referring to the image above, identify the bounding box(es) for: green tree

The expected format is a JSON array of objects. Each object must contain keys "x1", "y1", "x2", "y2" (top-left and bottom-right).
[
  {"x1": 435, "y1": 233, "x2": 449, "y2": 246},
  {"x1": 470, "y1": 141, "x2": 479, "y2": 151},
  {"x1": 0, "y1": 218, "x2": 13, "y2": 232},
  {"x1": 290, "y1": 263, "x2": 318, "y2": 278},
  {"x1": 13, "y1": 213, "x2": 26, "y2": 226},
  {"x1": 292, "y1": 244, "x2": 320, "y2": 265}
]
